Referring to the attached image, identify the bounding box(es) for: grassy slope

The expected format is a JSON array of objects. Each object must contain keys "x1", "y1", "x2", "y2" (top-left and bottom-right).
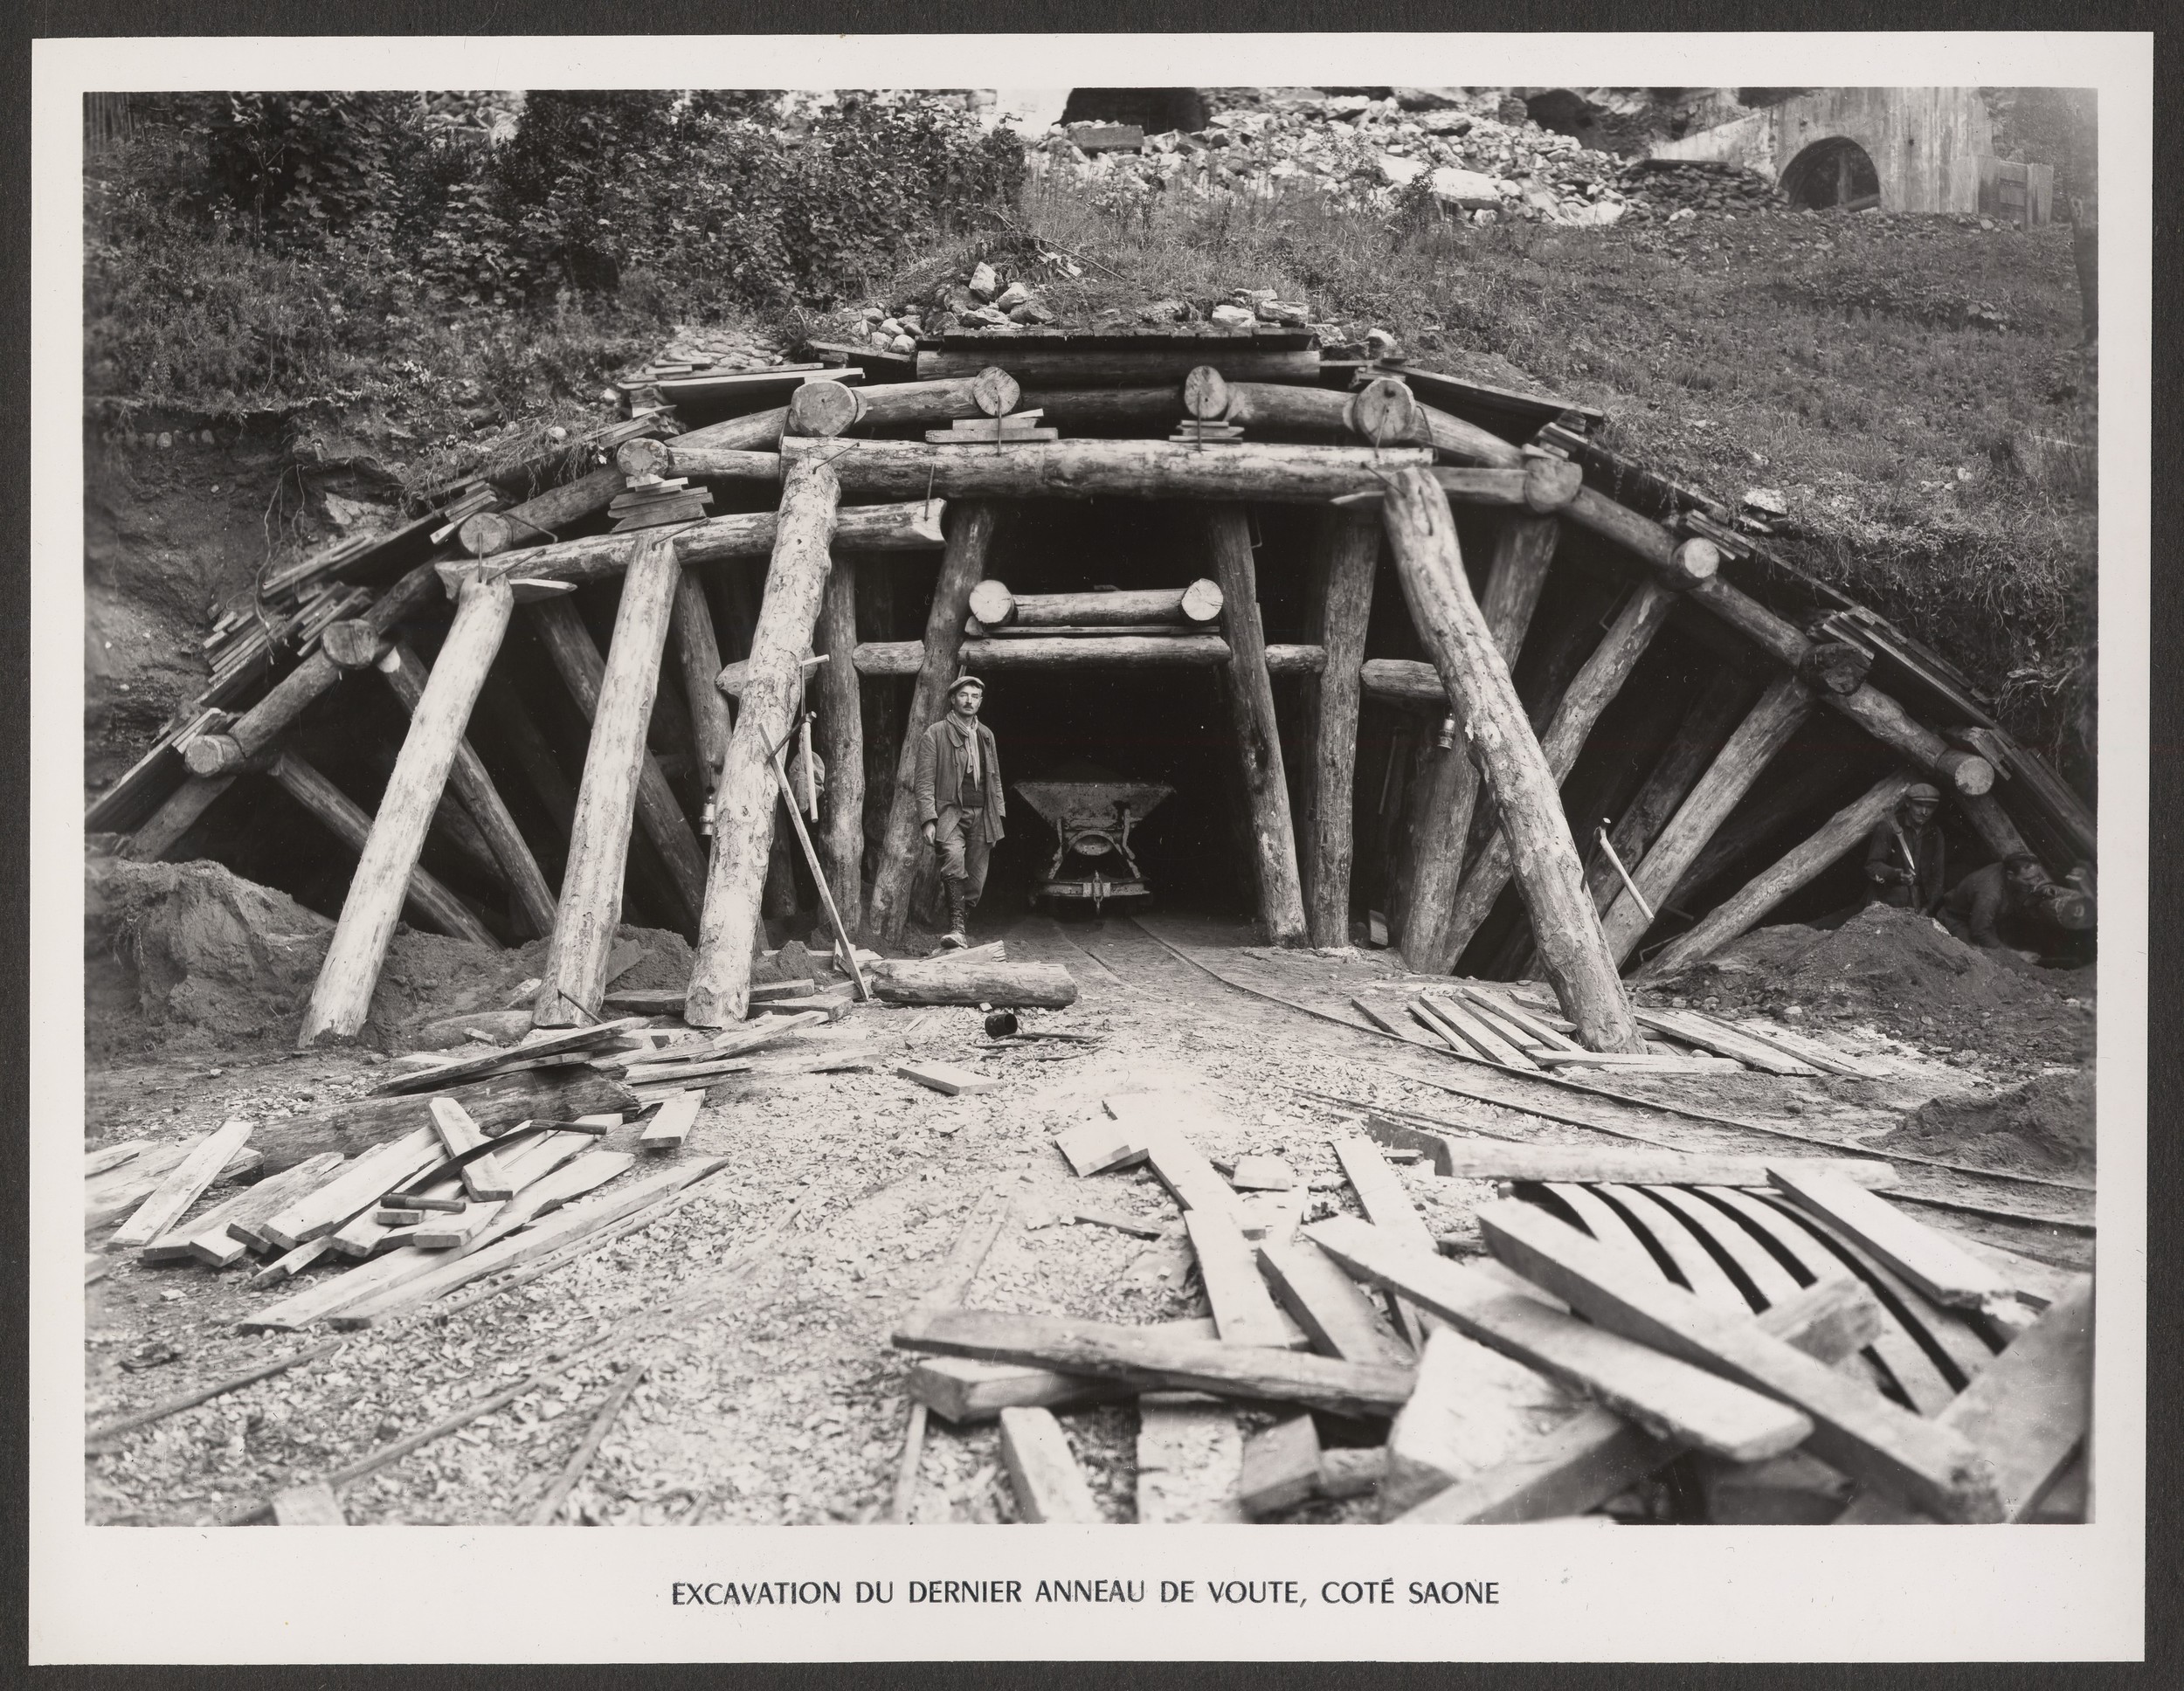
[{"x1": 892, "y1": 180, "x2": 2096, "y2": 776}]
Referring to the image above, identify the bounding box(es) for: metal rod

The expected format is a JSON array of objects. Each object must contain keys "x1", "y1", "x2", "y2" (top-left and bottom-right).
[{"x1": 1596, "y1": 821, "x2": 1655, "y2": 922}]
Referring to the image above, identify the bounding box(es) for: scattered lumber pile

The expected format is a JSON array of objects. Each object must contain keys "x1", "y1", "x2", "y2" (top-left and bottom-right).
[
  {"x1": 888, "y1": 1088, "x2": 2091, "y2": 1525},
  {"x1": 1351, "y1": 978, "x2": 1883, "y2": 1078}
]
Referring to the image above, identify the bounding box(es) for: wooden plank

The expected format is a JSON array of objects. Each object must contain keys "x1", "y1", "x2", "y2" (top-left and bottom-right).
[
  {"x1": 271, "y1": 1482, "x2": 346, "y2": 1526},
  {"x1": 495, "y1": 1148, "x2": 637, "y2": 1232},
  {"x1": 1144, "y1": 1127, "x2": 1249, "y2": 1225},
  {"x1": 1476, "y1": 1198, "x2": 2004, "y2": 1521},
  {"x1": 1240, "y1": 1415, "x2": 1324, "y2": 1519},
  {"x1": 1381, "y1": 1139, "x2": 1897, "y2": 1190},
  {"x1": 1182, "y1": 1208, "x2": 1304, "y2": 1349},
  {"x1": 178, "y1": 1155, "x2": 349, "y2": 1267},
  {"x1": 1752, "y1": 1195, "x2": 2001, "y2": 1391},
  {"x1": 1055, "y1": 1116, "x2": 1151, "y2": 1178},
  {"x1": 1380, "y1": 1322, "x2": 1585, "y2": 1515},
  {"x1": 1196, "y1": 1142, "x2": 1285, "y2": 1192},
  {"x1": 1593, "y1": 1184, "x2": 1755, "y2": 1314},
  {"x1": 998, "y1": 1406, "x2": 1103, "y2": 1522},
  {"x1": 896, "y1": 1060, "x2": 1001, "y2": 1096},
  {"x1": 1331, "y1": 1135, "x2": 1441, "y2": 1346},
  {"x1": 910, "y1": 1355, "x2": 1137, "y2": 1425},
  {"x1": 375, "y1": 1017, "x2": 643, "y2": 1095},
  {"x1": 893, "y1": 1308, "x2": 1414, "y2": 1419},
  {"x1": 86, "y1": 1141, "x2": 151, "y2": 1177},
  {"x1": 1392, "y1": 1273, "x2": 1883, "y2": 1523},
  {"x1": 1767, "y1": 1166, "x2": 2012, "y2": 1312},
  {"x1": 107, "y1": 1119, "x2": 255, "y2": 1252},
  {"x1": 427, "y1": 1098, "x2": 515, "y2": 1201},
  {"x1": 1456, "y1": 984, "x2": 1586, "y2": 1053},
  {"x1": 1407, "y1": 999, "x2": 1489, "y2": 1060},
  {"x1": 258, "y1": 1128, "x2": 446, "y2": 1252},
  {"x1": 1422, "y1": 994, "x2": 1540, "y2": 1070},
  {"x1": 1692, "y1": 1184, "x2": 1953, "y2": 1415},
  {"x1": 1723, "y1": 1018, "x2": 1888, "y2": 1080},
  {"x1": 1631, "y1": 1006, "x2": 1815, "y2": 1075},
  {"x1": 1258, "y1": 1235, "x2": 1413, "y2": 1366},
  {"x1": 1137, "y1": 1392, "x2": 1247, "y2": 1523},
  {"x1": 321, "y1": 1158, "x2": 728, "y2": 1331},
  {"x1": 1624, "y1": 1182, "x2": 1808, "y2": 1311},
  {"x1": 413, "y1": 1201, "x2": 506, "y2": 1251},
  {"x1": 1307, "y1": 1216, "x2": 1813, "y2": 1461},
  {"x1": 138, "y1": 1153, "x2": 324, "y2": 1264},
  {"x1": 638, "y1": 1090, "x2": 703, "y2": 1152}
]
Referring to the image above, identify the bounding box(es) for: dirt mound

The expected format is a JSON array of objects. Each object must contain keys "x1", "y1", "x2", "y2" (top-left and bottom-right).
[
  {"x1": 1650, "y1": 903, "x2": 2094, "y2": 1068},
  {"x1": 1890, "y1": 1070, "x2": 2095, "y2": 1178},
  {"x1": 87, "y1": 857, "x2": 334, "y2": 1052},
  {"x1": 86, "y1": 855, "x2": 532, "y2": 1053}
]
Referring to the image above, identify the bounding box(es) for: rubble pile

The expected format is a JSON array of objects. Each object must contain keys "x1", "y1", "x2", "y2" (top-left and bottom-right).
[{"x1": 1616, "y1": 159, "x2": 1791, "y2": 224}]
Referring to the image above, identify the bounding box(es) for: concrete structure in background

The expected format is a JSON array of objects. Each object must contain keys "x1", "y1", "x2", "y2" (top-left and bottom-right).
[{"x1": 1648, "y1": 87, "x2": 2002, "y2": 216}]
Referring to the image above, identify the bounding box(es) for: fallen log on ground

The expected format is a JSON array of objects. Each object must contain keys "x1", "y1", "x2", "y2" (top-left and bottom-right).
[
  {"x1": 247, "y1": 1068, "x2": 636, "y2": 1174},
  {"x1": 865, "y1": 958, "x2": 1079, "y2": 1009}
]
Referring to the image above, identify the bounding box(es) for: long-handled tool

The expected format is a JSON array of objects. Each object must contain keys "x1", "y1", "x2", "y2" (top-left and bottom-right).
[
  {"x1": 1596, "y1": 821, "x2": 1654, "y2": 922},
  {"x1": 764, "y1": 711, "x2": 870, "y2": 1003}
]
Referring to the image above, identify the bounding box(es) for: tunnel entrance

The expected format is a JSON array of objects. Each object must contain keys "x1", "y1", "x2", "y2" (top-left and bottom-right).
[
  {"x1": 1524, "y1": 89, "x2": 1603, "y2": 142},
  {"x1": 1059, "y1": 88, "x2": 1208, "y2": 135},
  {"x1": 1781, "y1": 137, "x2": 1882, "y2": 210}
]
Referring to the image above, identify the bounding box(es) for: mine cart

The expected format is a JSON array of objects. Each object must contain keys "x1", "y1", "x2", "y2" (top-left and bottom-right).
[{"x1": 1015, "y1": 774, "x2": 1174, "y2": 915}]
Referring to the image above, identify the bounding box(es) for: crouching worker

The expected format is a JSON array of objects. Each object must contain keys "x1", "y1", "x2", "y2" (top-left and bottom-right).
[
  {"x1": 1939, "y1": 852, "x2": 2049, "y2": 957},
  {"x1": 915, "y1": 674, "x2": 1006, "y2": 950}
]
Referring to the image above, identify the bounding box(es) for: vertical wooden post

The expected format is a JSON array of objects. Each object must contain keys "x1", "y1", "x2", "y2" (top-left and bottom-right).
[
  {"x1": 670, "y1": 566, "x2": 732, "y2": 794},
  {"x1": 535, "y1": 532, "x2": 686, "y2": 1027},
  {"x1": 867, "y1": 504, "x2": 1000, "y2": 949},
  {"x1": 1600, "y1": 673, "x2": 1818, "y2": 964},
  {"x1": 1586, "y1": 667, "x2": 1756, "y2": 911},
  {"x1": 686, "y1": 457, "x2": 843, "y2": 1026},
  {"x1": 1639, "y1": 772, "x2": 1918, "y2": 977},
  {"x1": 1296, "y1": 509, "x2": 1379, "y2": 949},
  {"x1": 1379, "y1": 469, "x2": 1642, "y2": 1052},
  {"x1": 1206, "y1": 504, "x2": 1308, "y2": 946},
  {"x1": 1399, "y1": 512, "x2": 1559, "y2": 973},
  {"x1": 817, "y1": 552, "x2": 867, "y2": 937},
  {"x1": 529, "y1": 593, "x2": 708, "y2": 932},
  {"x1": 857, "y1": 559, "x2": 902, "y2": 865},
  {"x1": 299, "y1": 574, "x2": 513, "y2": 1045},
  {"x1": 1439, "y1": 581, "x2": 1679, "y2": 964},
  {"x1": 379, "y1": 640, "x2": 558, "y2": 939},
  {"x1": 266, "y1": 748, "x2": 494, "y2": 945}
]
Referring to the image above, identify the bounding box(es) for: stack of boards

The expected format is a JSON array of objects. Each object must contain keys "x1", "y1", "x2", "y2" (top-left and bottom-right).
[
  {"x1": 1355, "y1": 979, "x2": 1889, "y2": 1079},
  {"x1": 888, "y1": 1088, "x2": 2089, "y2": 1527}
]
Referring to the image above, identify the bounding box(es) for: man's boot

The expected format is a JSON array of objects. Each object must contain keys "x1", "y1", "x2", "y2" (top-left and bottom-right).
[{"x1": 942, "y1": 880, "x2": 970, "y2": 949}]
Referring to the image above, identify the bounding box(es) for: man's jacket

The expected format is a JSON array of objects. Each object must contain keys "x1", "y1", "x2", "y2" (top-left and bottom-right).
[{"x1": 914, "y1": 716, "x2": 1006, "y2": 840}]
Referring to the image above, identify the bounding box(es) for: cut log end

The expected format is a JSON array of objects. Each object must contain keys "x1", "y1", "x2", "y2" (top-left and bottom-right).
[
  {"x1": 1346, "y1": 376, "x2": 1420, "y2": 445},
  {"x1": 786, "y1": 378, "x2": 866, "y2": 438},
  {"x1": 1183, "y1": 365, "x2": 1230, "y2": 422},
  {"x1": 1179, "y1": 577, "x2": 1226, "y2": 623},
  {"x1": 1667, "y1": 537, "x2": 1722, "y2": 587},
  {"x1": 321, "y1": 620, "x2": 387, "y2": 671},
  {"x1": 458, "y1": 512, "x2": 515, "y2": 559},
  {"x1": 971, "y1": 366, "x2": 1022, "y2": 419},
  {"x1": 615, "y1": 437, "x2": 674, "y2": 478},
  {"x1": 1936, "y1": 749, "x2": 1996, "y2": 797},
  {"x1": 966, "y1": 580, "x2": 1015, "y2": 628},
  {"x1": 1523, "y1": 457, "x2": 1585, "y2": 513},
  {"x1": 181, "y1": 734, "x2": 247, "y2": 777}
]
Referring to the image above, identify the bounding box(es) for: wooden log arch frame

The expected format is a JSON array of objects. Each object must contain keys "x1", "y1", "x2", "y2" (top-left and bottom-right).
[{"x1": 120, "y1": 344, "x2": 2051, "y2": 1056}]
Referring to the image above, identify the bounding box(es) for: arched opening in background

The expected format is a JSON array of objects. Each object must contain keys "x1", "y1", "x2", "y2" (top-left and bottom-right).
[
  {"x1": 1524, "y1": 89, "x2": 1601, "y2": 141},
  {"x1": 1781, "y1": 137, "x2": 1882, "y2": 210},
  {"x1": 1060, "y1": 88, "x2": 1208, "y2": 135}
]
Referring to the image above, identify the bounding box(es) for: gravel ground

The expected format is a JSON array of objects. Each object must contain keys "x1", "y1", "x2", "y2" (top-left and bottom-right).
[{"x1": 80, "y1": 912, "x2": 2091, "y2": 1529}]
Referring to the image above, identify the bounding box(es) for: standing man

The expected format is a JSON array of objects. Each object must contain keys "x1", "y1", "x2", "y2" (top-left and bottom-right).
[
  {"x1": 1864, "y1": 783, "x2": 1946, "y2": 915},
  {"x1": 915, "y1": 674, "x2": 1006, "y2": 950}
]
